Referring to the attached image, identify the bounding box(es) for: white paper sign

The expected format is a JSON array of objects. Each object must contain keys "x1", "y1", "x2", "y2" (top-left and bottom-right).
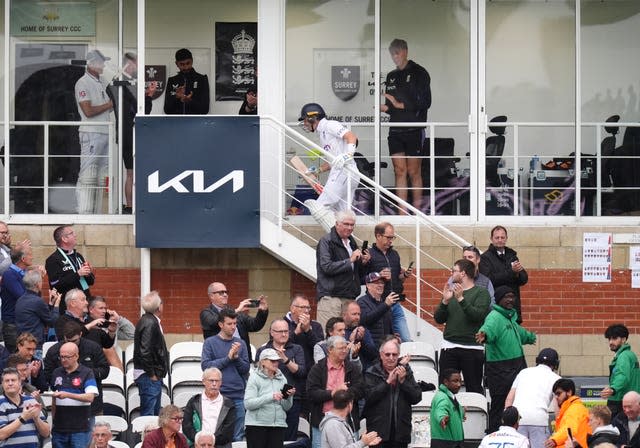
[{"x1": 583, "y1": 232, "x2": 612, "y2": 282}]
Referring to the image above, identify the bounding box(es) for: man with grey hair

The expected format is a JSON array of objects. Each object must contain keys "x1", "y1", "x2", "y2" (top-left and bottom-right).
[
  {"x1": 194, "y1": 431, "x2": 216, "y2": 448},
  {"x1": 91, "y1": 421, "x2": 116, "y2": 448},
  {"x1": 74, "y1": 49, "x2": 113, "y2": 214},
  {"x1": 15, "y1": 268, "x2": 62, "y2": 348},
  {"x1": 613, "y1": 391, "x2": 640, "y2": 448},
  {"x1": 183, "y1": 367, "x2": 235, "y2": 448},
  {"x1": 55, "y1": 288, "x2": 116, "y2": 349},
  {"x1": 134, "y1": 291, "x2": 169, "y2": 416},
  {"x1": 307, "y1": 335, "x2": 364, "y2": 448},
  {"x1": 315, "y1": 209, "x2": 370, "y2": 330}
]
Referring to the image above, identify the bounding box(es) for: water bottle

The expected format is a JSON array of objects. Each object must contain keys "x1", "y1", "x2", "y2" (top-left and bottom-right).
[{"x1": 530, "y1": 155, "x2": 539, "y2": 172}]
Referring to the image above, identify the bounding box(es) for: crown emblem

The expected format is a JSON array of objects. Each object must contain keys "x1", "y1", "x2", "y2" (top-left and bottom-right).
[{"x1": 231, "y1": 30, "x2": 256, "y2": 55}]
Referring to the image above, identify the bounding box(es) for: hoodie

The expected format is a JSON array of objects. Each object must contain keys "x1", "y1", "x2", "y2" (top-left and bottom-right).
[
  {"x1": 586, "y1": 424, "x2": 620, "y2": 448},
  {"x1": 319, "y1": 411, "x2": 364, "y2": 448},
  {"x1": 479, "y1": 304, "x2": 536, "y2": 362}
]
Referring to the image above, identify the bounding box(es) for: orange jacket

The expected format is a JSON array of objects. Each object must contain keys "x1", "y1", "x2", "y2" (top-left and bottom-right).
[{"x1": 550, "y1": 395, "x2": 591, "y2": 448}]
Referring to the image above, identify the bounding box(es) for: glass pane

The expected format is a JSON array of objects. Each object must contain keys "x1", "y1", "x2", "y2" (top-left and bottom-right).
[
  {"x1": 485, "y1": 0, "x2": 576, "y2": 216},
  {"x1": 381, "y1": 0, "x2": 470, "y2": 216},
  {"x1": 0, "y1": 0, "x2": 5, "y2": 214},
  {"x1": 580, "y1": 0, "x2": 640, "y2": 216},
  {"x1": 285, "y1": 0, "x2": 375, "y2": 216}
]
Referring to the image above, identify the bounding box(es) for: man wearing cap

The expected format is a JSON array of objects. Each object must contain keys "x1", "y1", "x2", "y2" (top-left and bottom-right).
[
  {"x1": 107, "y1": 52, "x2": 156, "y2": 214},
  {"x1": 601, "y1": 323, "x2": 640, "y2": 419},
  {"x1": 435, "y1": 258, "x2": 490, "y2": 394},
  {"x1": 505, "y1": 348, "x2": 561, "y2": 448},
  {"x1": 476, "y1": 285, "x2": 536, "y2": 433},
  {"x1": 74, "y1": 49, "x2": 113, "y2": 214},
  {"x1": 479, "y1": 407, "x2": 530, "y2": 448},
  {"x1": 357, "y1": 271, "x2": 401, "y2": 347},
  {"x1": 164, "y1": 48, "x2": 210, "y2": 115}
]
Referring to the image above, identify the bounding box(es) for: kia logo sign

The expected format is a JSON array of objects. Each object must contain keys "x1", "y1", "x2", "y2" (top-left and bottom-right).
[{"x1": 147, "y1": 170, "x2": 244, "y2": 193}]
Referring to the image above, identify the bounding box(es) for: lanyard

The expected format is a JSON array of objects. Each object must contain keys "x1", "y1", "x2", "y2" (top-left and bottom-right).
[{"x1": 57, "y1": 248, "x2": 89, "y2": 291}]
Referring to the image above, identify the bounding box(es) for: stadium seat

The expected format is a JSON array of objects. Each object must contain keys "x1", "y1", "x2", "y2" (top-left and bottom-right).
[
  {"x1": 400, "y1": 341, "x2": 437, "y2": 370},
  {"x1": 172, "y1": 391, "x2": 196, "y2": 408},
  {"x1": 170, "y1": 366, "x2": 203, "y2": 399},
  {"x1": 102, "y1": 390, "x2": 127, "y2": 418},
  {"x1": 458, "y1": 391, "x2": 489, "y2": 440},
  {"x1": 169, "y1": 341, "x2": 203, "y2": 371},
  {"x1": 123, "y1": 343, "x2": 135, "y2": 372},
  {"x1": 109, "y1": 441, "x2": 130, "y2": 448},
  {"x1": 411, "y1": 365, "x2": 439, "y2": 387},
  {"x1": 131, "y1": 415, "x2": 159, "y2": 434},
  {"x1": 42, "y1": 341, "x2": 56, "y2": 360},
  {"x1": 103, "y1": 365, "x2": 126, "y2": 394},
  {"x1": 98, "y1": 415, "x2": 128, "y2": 435}
]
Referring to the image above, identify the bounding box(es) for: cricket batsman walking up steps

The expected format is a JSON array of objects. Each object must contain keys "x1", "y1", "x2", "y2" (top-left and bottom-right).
[{"x1": 298, "y1": 103, "x2": 360, "y2": 232}]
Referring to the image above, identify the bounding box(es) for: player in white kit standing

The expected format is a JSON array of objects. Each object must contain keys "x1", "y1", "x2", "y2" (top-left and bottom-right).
[{"x1": 298, "y1": 103, "x2": 359, "y2": 232}]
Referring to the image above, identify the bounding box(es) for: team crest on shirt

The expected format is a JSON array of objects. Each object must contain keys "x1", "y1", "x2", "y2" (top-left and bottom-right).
[
  {"x1": 54, "y1": 377, "x2": 62, "y2": 386},
  {"x1": 79, "y1": 90, "x2": 87, "y2": 98},
  {"x1": 331, "y1": 65, "x2": 360, "y2": 101},
  {"x1": 72, "y1": 377, "x2": 82, "y2": 387}
]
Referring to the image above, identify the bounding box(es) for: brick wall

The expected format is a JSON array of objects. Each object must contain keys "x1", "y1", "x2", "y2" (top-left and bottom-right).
[{"x1": 48, "y1": 266, "x2": 638, "y2": 337}]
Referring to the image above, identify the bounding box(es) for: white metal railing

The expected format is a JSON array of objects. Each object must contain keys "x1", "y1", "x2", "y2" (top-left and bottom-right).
[
  {"x1": 5, "y1": 120, "x2": 116, "y2": 214},
  {"x1": 261, "y1": 115, "x2": 473, "y2": 325}
]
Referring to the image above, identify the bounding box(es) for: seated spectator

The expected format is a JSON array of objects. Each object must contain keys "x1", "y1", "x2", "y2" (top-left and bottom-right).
[
  {"x1": 357, "y1": 272, "x2": 399, "y2": 347},
  {"x1": 142, "y1": 404, "x2": 189, "y2": 448},
  {"x1": 568, "y1": 405, "x2": 619, "y2": 448},
  {"x1": 244, "y1": 348, "x2": 295, "y2": 448},
  {"x1": 182, "y1": 367, "x2": 235, "y2": 448},
  {"x1": 15, "y1": 269, "x2": 61, "y2": 351},
  {"x1": 16, "y1": 333, "x2": 48, "y2": 392},
  {"x1": 319, "y1": 389, "x2": 381, "y2": 448},
  {"x1": 194, "y1": 431, "x2": 216, "y2": 448},
  {"x1": 613, "y1": 391, "x2": 640, "y2": 448},
  {"x1": 313, "y1": 317, "x2": 362, "y2": 371},
  {"x1": 342, "y1": 300, "x2": 378, "y2": 371},
  {"x1": 90, "y1": 421, "x2": 116, "y2": 448}
]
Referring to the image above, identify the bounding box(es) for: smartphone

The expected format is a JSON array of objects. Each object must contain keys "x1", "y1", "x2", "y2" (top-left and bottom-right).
[
  {"x1": 567, "y1": 428, "x2": 573, "y2": 440},
  {"x1": 396, "y1": 293, "x2": 406, "y2": 302},
  {"x1": 407, "y1": 261, "x2": 414, "y2": 270},
  {"x1": 281, "y1": 383, "x2": 294, "y2": 395},
  {"x1": 362, "y1": 240, "x2": 368, "y2": 251},
  {"x1": 248, "y1": 299, "x2": 261, "y2": 308},
  {"x1": 100, "y1": 311, "x2": 112, "y2": 328}
]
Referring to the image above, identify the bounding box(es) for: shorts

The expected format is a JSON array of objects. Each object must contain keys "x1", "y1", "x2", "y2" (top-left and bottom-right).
[{"x1": 388, "y1": 129, "x2": 424, "y2": 156}]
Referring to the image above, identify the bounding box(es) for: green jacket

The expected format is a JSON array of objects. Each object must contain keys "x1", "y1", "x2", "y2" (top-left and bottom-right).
[
  {"x1": 430, "y1": 384, "x2": 465, "y2": 442},
  {"x1": 434, "y1": 286, "x2": 491, "y2": 345},
  {"x1": 479, "y1": 304, "x2": 536, "y2": 362},
  {"x1": 609, "y1": 343, "x2": 640, "y2": 401}
]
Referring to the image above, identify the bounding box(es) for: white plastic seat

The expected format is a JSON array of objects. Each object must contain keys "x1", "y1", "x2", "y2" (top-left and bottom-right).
[
  {"x1": 232, "y1": 442, "x2": 247, "y2": 448},
  {"x1": 413, "y1": 391, "x2": 436, "y2": 410},
  {"x1": 96, "y1": 415, "x2": 128, "y2": 435},
  {"x1": 411, "y1": 365, "x2": 439, "y2": 387},
  {"x1": 103, "y1": 366, "x2": 126, "y2": 394},
  {"x1": 172, "y1": 391, "x2": 197, "y2": 408},
  {"x1": 42, "y1": 341, "x2": 57, "y2": 361},
  {"x1": 109, "y1": 442, "x2": 130, "y2": 448},
  {"x1": 169, "y1": 341, "x2": 203, "y2": 371},
  {"x1": 170, "y1": 366, "x2": 203, "y2": 398},
  {"x1": 124, "y1": 343, "x2": 135, "y2": 372},
  {"x1": 102, "y1": 390, "x2": 127, "y2": 418},
  {"x1": 458, "y1": 391, "x2": 489, "y2": 440},
  {"x1": 400, "y1": 341, "x2": 437, "y2": 370},
  {"x1": 131, "y1": 415, "x2": 159, "y2": 433}
]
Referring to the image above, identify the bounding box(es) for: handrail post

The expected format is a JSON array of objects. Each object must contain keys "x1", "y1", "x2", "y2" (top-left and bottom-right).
[{"x1": 43, "y1": 124, "x2": 50, "y2": 214}]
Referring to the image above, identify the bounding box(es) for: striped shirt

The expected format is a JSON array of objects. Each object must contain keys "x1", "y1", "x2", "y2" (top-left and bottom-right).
[
  {"x1": 51, "y1": 364, "x2": 98, "y2": 433},
  {"x1": 0, "y1": 394, "x2": 45, "y2": 448}
]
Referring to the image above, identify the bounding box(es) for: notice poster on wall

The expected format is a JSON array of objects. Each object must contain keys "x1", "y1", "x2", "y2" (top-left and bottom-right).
[
  {"x1": 215, "y1": 22, "x2": 257, "y2": 101},
  {"x1": 629, "y1": 246, "x2": 640, "y2": 288},
  {"x1": 582, "y1": 232, "x2": 612, "y2": 282}
]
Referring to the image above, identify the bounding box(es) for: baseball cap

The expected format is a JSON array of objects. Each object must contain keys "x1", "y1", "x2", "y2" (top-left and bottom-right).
[
  {"x1": 259, "y1": 348, "x2": 281, "y2": 361},
  {"x1": 86, "y1": 50, "x2": 110, "y2": 64},
  {"x1": 365, "y1": 272, "x2": 383, "y2": 283}
]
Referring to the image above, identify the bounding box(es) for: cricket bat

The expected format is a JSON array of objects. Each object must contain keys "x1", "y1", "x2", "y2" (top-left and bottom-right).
[{"x1": 290, "y1": 155, "x2": 324, "y2": 194}]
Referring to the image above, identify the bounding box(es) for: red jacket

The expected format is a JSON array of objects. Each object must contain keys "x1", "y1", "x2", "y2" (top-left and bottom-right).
[{"x1": 142, "y1": 427, "x2": 189, "y2": 448}]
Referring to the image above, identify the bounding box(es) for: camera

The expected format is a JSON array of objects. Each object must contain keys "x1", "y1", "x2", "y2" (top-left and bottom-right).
[
  {"x1": 99, "y1": 312, "x2": 112, "y2": 328},
  {"x1": 248, "y1": 298, "x2": 261, "y2": 308},
  {"x1": 396, "y1": 293, "x2": 406, "y2": 302}
]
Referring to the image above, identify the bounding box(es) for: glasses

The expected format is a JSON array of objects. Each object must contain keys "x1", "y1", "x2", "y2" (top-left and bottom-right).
[
  {"x1": 59, "y1": 354, "x2": 76, "y2": 360},
  {"x1": 382, "y1": 353, "x2": 399, "y2": 357},
  {"x1": 94, "y1": 433, "x2": 111, "y2": 438},
  {"x1": 204, "y1": 378, "x2": 221, "y2": 383},
  {"x1": 272, "y1": 329, "x2": 289, "y2": 334},
  {"x1": 381, "y1": 235, "x2": 396, "y2": 240},
  {"x1": 0, "y1": 231, "x2": 9, "y2": 235},
  {"x1": 292, "y1": 304, "x2": 311, "y2": 310},
  {"x1": 170, "y1": 416, "x2": 184, "y2": 422},
  {"x1": 212, "y1": 290, "x2": 228, "y2": 295}
]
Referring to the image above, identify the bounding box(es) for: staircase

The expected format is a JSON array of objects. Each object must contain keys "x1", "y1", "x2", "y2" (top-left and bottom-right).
[{"x1": 259, "y1": 116, "x2": 473, "y2": 347}]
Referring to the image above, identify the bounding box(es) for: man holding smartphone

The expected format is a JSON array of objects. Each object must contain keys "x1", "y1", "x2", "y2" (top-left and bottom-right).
[
  {"x1": 200, "y1": 281, "x2": 269, "y2": 362},
  {"x1": 364, "y1": 222, "x2": 413, "y2": 342},
  {"x1": 357, "y1": 272, "x2": 399, "y2": 347}
]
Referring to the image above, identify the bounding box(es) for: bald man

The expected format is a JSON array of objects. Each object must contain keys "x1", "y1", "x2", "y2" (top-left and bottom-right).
[
  {"x1": 613, "y1": 391, "x2": 640, "y2": 448},
  {"x1": 199, "y1": 281, "x2": 268, "y2": 361}
]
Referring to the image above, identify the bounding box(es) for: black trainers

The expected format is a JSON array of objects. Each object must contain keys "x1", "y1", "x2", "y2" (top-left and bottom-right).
[{"x1": 123, "y1": 206, "x2": 133, "y2": 214}]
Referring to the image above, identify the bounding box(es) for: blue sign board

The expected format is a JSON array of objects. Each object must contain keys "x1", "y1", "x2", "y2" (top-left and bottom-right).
[{"x1": 135, "y1": 116, "x2": 260, "y2": 248}]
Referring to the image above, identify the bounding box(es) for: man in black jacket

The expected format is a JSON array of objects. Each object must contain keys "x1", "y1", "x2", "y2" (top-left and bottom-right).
[
  {"x1": 363, "y1": 339, "x2": 422, "y2": 448},
  {"x1": 614, "y1": 391, "x2": 640, "y2": 448},
  {"x1": 315, "y1": 210, "x2": 369, "y2": 330},
  {"x1": 133, "y1": 290, "x2": 169, "y2": 416},
  {"x1": 164, "y1": 48, "x2": 210, "y2": 115},
  {"x1": 182, "y1": 367, "x2": 235, "y2": 448},
  {"x1": 199, "y1": 281, "x2": 268, "y2": 361},
  {"x1": 357, "y1": 272, "x2": 400, "y2": 347},
  {"x1": 479, "y1": 225, "x2": 528, "y2": 323},
  {"x1": 44, "y1": 320, "x2": 109, "y2": 418},
  {"x1": 307, "y1": 336, "x2": 364, "y2": 448},
  {"x1": 45, "y1": 226, "x2": 95, "y2": 314}
]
